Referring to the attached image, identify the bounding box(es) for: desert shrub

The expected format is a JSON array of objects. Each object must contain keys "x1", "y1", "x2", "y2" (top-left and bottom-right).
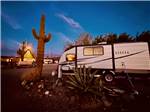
[
  {"x1": 66, "y1": 66, "x2": 104, "y2": 97},
  {"x1": 66, "y1": 66, "x2": 136, "y2": 108}
]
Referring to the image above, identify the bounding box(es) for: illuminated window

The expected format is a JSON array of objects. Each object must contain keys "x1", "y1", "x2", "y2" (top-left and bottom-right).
[
  {"x1": 66, "y1": 54, "x2": 75, "y2": 61},
  {"x1": 84, "y1": 46, "x2": 104, "y2": 56},
  {"x1": 94, "y1": 47, "x2": 103, "y2": 55},
  {"x1": 84, "y1": 47, "x2": 93, "y2": 56}
]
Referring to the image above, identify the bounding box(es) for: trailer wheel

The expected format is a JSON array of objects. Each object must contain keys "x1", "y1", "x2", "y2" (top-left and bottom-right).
[{"x1": 104, "y1": 72, "x2": 114, "y2": 82}]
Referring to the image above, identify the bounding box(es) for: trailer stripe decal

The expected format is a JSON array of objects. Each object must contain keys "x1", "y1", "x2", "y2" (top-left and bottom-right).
[
  {"x1": 60, "y1": 50, "x2": 146, "y2": 65},
  {"x1": 115, "y1": 50, "x2": 146, "y2": 60},
  {"x1": 76, "y1": 50, "x2": 146, "y2": 65}
]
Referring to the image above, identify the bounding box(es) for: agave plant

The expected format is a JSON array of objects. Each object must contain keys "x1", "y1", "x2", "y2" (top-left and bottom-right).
[{"x1": 66, "y1": 66, "x2": 104, "y2": 97}]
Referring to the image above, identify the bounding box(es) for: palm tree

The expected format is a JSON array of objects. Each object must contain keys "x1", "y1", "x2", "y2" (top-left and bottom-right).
[{"x1": 17, "y1": 41, "x2": 27, "y2": 61}]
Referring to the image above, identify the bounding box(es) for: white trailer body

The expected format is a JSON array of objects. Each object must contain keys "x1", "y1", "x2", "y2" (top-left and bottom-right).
[{"x1": 58, "y1": 42, "x2": 150, "y2": 79}]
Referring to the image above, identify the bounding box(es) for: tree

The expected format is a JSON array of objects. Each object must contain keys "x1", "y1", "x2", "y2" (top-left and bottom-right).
[
  {"x1": 75, "y1": 33, "x2": 92, "y2": 45},
  {"x1": 136, "y1": 31, "x2": 150, "y2": 42},
  {"x1": 118, "y1": 33, "x2": 134, "y2": 42},
  {"x1": 32, "y1": 15, "x2": 51, "y2": 76},
  {"x1": 64, "y1": 42, "x2": 74, "y2": 51},
  {"x1": 136, "y1": 31, "x2": 150, "y2": 50},
  {"x1": 92, "y1": 33, "x2": 118, "y2": 44},
  {"x1": 63, "y1": 33, "x2": 92, "y2": 51},
  {"x1": 17, "y1": 41, "x2": 27, "y2": 61},
  {"x1": 92, "y1": 35, "x2": 104, "y2": 45},
  {"x1": 106, "y1": 33, "x2": 118, "y2": 44}
]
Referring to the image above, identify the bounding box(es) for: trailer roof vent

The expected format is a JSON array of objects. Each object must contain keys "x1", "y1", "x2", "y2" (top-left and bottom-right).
[{"x1": 98, "y1": 42, "x2": 107, "y2": 45}]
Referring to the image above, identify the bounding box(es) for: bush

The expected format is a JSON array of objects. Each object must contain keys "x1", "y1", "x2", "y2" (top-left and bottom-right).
[{"x1": 66, "y1": 66, "x2": 104, "y2": 97}]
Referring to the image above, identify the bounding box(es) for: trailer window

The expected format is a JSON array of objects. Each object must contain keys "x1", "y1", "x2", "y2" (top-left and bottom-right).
[
  {"x1": 84, "y1": 47, "x2": 93, "y2": 56},
  {"x1": 94, "y1": 47, "x2": 103, "y2": 55},
  {"x1": 84, "y1": 47, "x2": 104, "y2": 56}
]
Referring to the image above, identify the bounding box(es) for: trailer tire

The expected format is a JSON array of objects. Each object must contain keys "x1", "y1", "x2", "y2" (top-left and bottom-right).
[{"x1": 104, "y1": 72, "x2": 114, "y2": 82}]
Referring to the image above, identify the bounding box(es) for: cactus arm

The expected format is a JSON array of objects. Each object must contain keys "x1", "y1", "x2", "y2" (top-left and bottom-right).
[
  {"x1": 32, "y1": 29, "x2": 39, "y2": 40},
  {"x1": 32, "y1": 15, "x2": 52, "y2": 77},
  {"x1": 44, "y1": 33, "x2": 51, "y2": 42}
]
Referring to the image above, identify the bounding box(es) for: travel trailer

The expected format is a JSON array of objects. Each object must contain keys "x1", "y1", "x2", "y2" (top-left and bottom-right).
[{"x1": 58, "y1": 42, "x2": 150, "y2": 82}]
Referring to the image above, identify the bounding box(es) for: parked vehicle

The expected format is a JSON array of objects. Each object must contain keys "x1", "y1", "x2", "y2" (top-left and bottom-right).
[
  {"x1": 58, "y1": 42, "x2": 150, "y2": 82},
  {"x1": 16, "y1": 58, "x2": 36, "y2": 68},
  {"x1": 44, "y1": 58, "x2": 53, "y2": 64}
]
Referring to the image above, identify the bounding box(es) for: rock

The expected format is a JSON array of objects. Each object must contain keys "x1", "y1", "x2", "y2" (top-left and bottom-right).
[
  {"x1": 38, "y1": 84, "x2": 42, "y2": 88},
  {"x1": 30, "y1": 82, "x2": 34, "y2": 86},
  {"x1": 102, "y1": 96, "x2": 112, "y2": 107},
  {"x1": 38, "y1": 84, "x2": 44, "y2": 89},
  {"x1": 38, "y1": 89, "x2": 41, "y2": 92},
  {"x1": 133, "y1": 90, "x2": 139, "y2": 95},
  {"x1": 21, "y1": 80, "x2": 27, "y2": 86},
  {"x1": 45, "y1": 91, "x2": 49, "y2": 95},
  {"x1": 25, "y1": 85, "x2": 30, "y2": 90},
  {"x1": 40, "y1": 79, "x2": 44, "y2": 82}
]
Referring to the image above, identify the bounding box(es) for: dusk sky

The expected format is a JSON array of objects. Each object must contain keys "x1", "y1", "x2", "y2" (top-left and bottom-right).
[{"x1": 1, "y1": 1, "x2": 150, "y2": 56}]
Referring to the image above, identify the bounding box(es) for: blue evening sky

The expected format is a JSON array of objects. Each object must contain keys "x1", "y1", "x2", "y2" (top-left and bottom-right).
[{"x1": 1, "y1": 1, "x2": 150, "y2": 56}]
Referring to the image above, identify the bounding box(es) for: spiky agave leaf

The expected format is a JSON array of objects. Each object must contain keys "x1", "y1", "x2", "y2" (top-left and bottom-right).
[
  {"x1": 67, "y1": 71, "x2": 83, "y2": 90},
  {"x1": 67, "y1": 66, "x2": 106, "y2": 97},
  {"x1": 67, "y1": 67, "x2": 84, "y2": 90},
  {"x1": 66, "y1": 80, "x2": 83, "y2": 90},
  {"x1": 74, "y1": 68, "x2": 86, "y2": 88},
  {"x1": 88, "y1": 69, "x2": 97, "y2": 85},
  {"x1": 78, "y1": 66, "x2": 84, "y2": 84},
  {"x1": 67, "y1": 75, "x2": 79, "y2": 87}
]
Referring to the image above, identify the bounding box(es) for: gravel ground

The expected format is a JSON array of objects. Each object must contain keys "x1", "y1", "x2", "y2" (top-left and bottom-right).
[{"x1": 1, "y1": 65, "x2": 150, "y2": 112}]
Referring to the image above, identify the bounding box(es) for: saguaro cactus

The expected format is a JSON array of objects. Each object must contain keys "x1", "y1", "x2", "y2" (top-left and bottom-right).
[{"x1": 32, "y1": 15, "x2": 51, "y2": 76}]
